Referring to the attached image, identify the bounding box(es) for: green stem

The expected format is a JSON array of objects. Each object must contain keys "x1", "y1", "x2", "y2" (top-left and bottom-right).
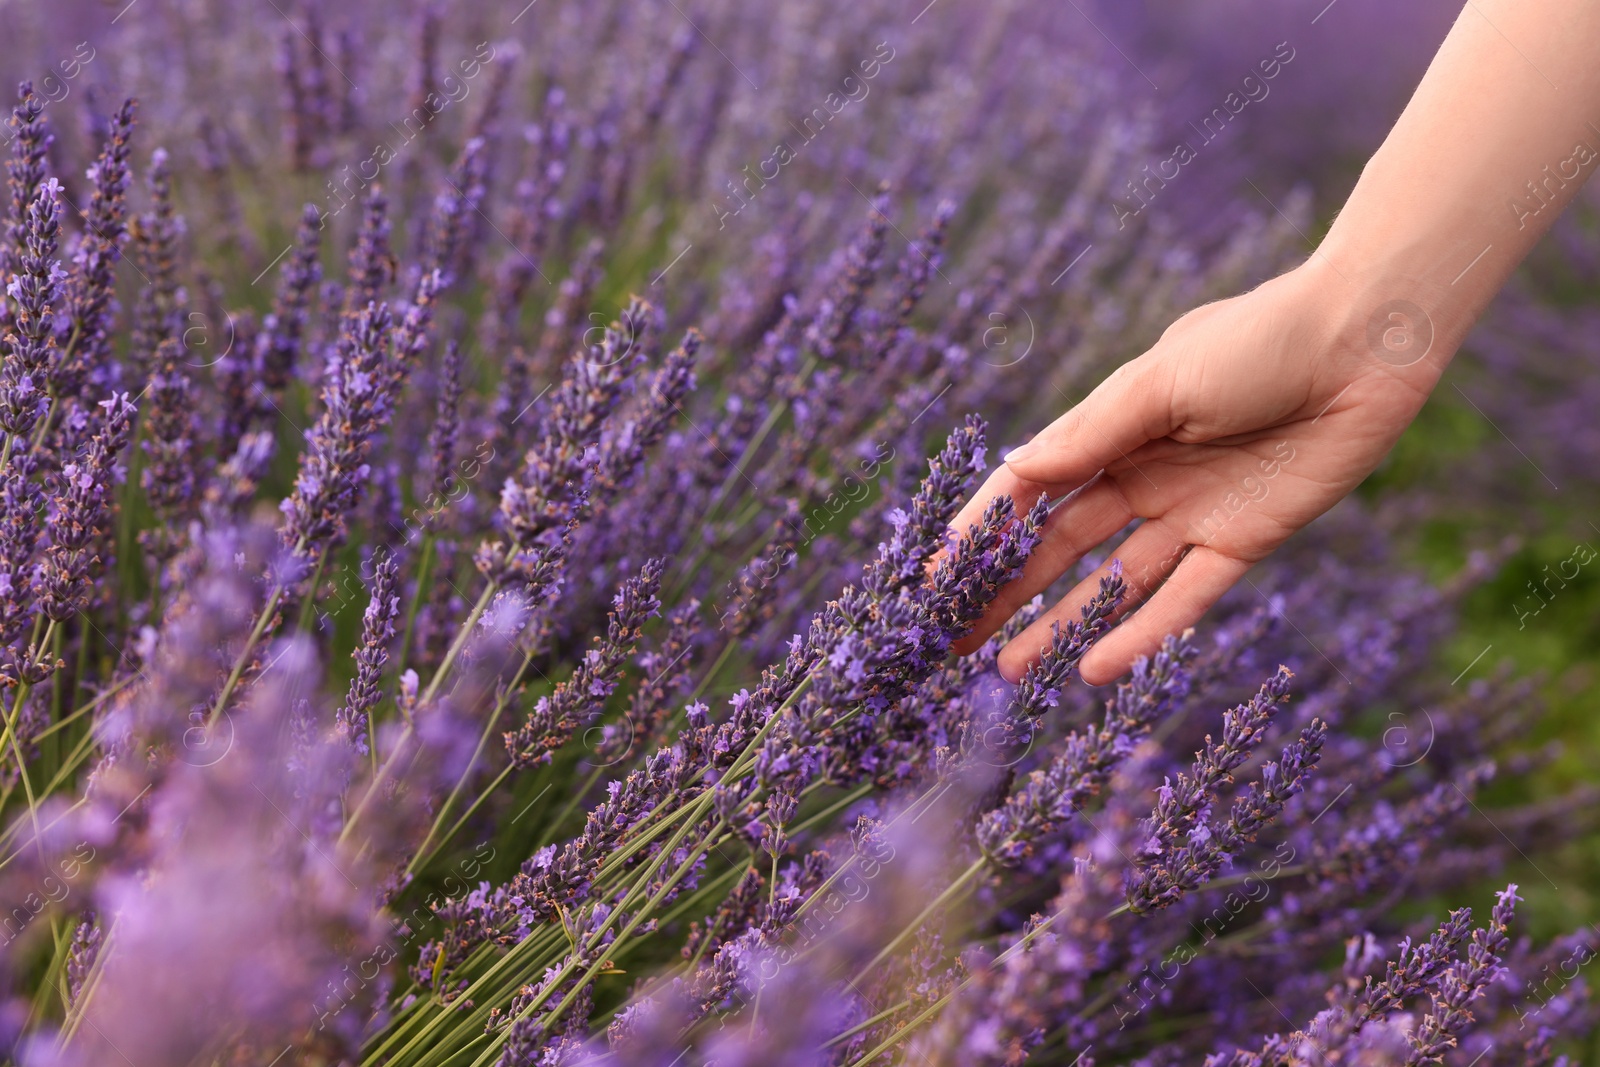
[
  {"x1": 482, "y1": 670, "x2": 821, "y2": 1053},
  {"x1": 842, "y1": 953, "x2": 1005, "y2": 1065},
  {"x1": 407, "y1": 700, "x2": 510, "y2": 877},
  {"x1": 25, "y1": 916, "x2": 74, "y2": 1028},
  {"x1": 394, "y1": 534, "x2": 435, "y2": 678},
  {"x1": 45, "y1": 624, "x2": 65, "y2": 782},
  {"x1": 370, "y1": 929, "x2": 562, "y2": 1066},
  {"x1": 3, "y1": 628, "x2": 54, "y2": 864},
  {"x1": 409, "y1": 628, "x2": 568, "y2": 874},
  {"x1": 339, "y1": 721, "x2": 417, "y2": 849},
  {"x1": 509, "y1": 813, "x2": 729, "y2": 1056},
  {"x1": 422, "y1": 584, "x2": 496, "y2": 705},
  {"x1": 822, "y1": 998, "x2": 913, "y2": 1048},
  {"x1": 537, "y1": 763, "x2": 605, "y2": 849},
  {"x1": 701, "y1": 357, "x2": 813, "y2": 527},
  {"x1": 0, "y1": 736, "x2": 100, "y2": 872},
  {"x1": 412, "y1": 765, "x2": 513, "y2": 875},
  {"x1": 847, "y1": 857, "x2": 985, "y2": 990},
  {"x1": 630, "y1": 863, "x2": 750, "y2": 1003},
  {"x1": 788, "y1": 781, "x2": 874, "y2": 837},
  {"x1": 57, "y1": 922, "x2": 112, "y2": 1046},
  {"x1": 383, "y1": 670, "x2": 819, "y2": 1065},
  {"x1": 206, "y1": 583, "x2": 284, "y2": 725},
  {"x1": 343, "y1": 583, "x2": 497, "y2": 848},
  {"x1": 295, "y1": 553, "x2": 331, "y2": 632},
  {"x1": 32, "y1": 672, "x2": 137, "y2": 741}
]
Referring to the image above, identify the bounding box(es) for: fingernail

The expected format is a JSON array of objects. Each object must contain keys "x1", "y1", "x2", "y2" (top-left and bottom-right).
[
  {"x1": 1003, "y1": 443, "x2": 1034, "y2": 464},
  {"x1": 996, "y1": 648, "x2": 1027, "y2": 684}
]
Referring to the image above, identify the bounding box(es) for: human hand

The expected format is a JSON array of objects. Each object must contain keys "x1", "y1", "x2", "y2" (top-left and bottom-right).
[{"x1": 950, "y1": 258, "x2": 1448, "y2": 685}]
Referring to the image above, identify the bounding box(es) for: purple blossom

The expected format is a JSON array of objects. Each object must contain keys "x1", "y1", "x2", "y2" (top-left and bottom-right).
[
  {"x1": 59, "y1": 97, "x2": 134, "y2": 396},
  {"x1": 506, "y1": 558, "x2": 664, "y2": 768},
  {"x1": 0, "y1": 176, "x2": 59, "y2": 439},
  {"x1": 0, "y1": 13, "x2": 1583, "y2": 1067},
  {"x1": 336, "y1": 548, "x2": 402, "y2": 754}
]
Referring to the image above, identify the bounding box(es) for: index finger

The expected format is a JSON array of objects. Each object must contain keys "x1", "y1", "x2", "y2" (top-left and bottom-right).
[
  {"x1": 942, "y1": 462, "x2": 1062, "y2": 553},
  {"x1": 949, "y1": 471, "x2": 1136, "y2": 655}
]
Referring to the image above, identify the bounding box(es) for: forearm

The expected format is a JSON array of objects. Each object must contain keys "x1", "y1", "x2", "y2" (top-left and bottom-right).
[{"x1": 1312, "y1": 0, "x2": 1600, "y2": 368}]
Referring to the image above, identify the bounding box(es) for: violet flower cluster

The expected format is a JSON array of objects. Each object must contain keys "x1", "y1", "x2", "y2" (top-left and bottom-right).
[{"x1": 0, "y1": 4, "x2": 1586, "y2": 1067}]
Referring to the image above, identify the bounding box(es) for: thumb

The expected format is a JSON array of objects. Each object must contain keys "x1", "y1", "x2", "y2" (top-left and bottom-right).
[{"x1": 1002, "y1": 355, "x2": 1174, "y2": 488}]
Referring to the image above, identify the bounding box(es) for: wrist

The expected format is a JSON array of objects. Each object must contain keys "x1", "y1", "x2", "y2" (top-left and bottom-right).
[{"x1": 1284, "y1": 245, "x2": 1465, "y2": 391}]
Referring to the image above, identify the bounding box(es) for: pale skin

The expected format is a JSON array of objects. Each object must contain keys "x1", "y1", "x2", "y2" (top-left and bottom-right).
[{"x1": 951, "y1": 0, "x2": 1600, "y2": 686}]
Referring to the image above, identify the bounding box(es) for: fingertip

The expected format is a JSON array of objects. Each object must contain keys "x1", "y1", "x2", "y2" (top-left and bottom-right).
[
  {"x1": 942, "y1": 466, "x2": 1032, "y2": 550},
  {"x1": 995, "y1": 641, "x2": 1031, "y2": 685},
  {"x1": 1001, "y1": 630, "x2": 1127, "y2": 686},
  {"x1": 1000, "y1": 452, "x2": 1052, "y2": 483},
  {"x1": 1076, "y1": 643, "x2": 1129, "y2": 687}
]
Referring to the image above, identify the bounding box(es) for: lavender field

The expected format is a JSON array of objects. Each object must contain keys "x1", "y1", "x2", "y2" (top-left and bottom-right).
[{"x1": 0, "y1": 1, "x2": 1592, "y2": 1064}]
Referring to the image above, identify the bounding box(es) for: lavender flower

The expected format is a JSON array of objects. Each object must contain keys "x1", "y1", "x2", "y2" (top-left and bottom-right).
[
  {"x1": 426, "y1": 338, "x2": 464, "y2": 503},
  {"x1": 601, "y1": 597, "x2": 703, "y2": 762},
  {"x1": 1408, "y1": 886, "x2": 1520, "y2": 1063},
  {"x1": 481, "y1": 311, "x2": 640, "y2": 588},
  {"x1": 59, "y1": 97, "x2": 135, "y2": 396},
  {"x1": 0, "y1": 9, "x2": 1586, "y2": 1067},
  {"x1": 1362, "y1": 910, "x2": 1474, "y2": 1021},
  {"x1": 1, "y1": 82, "x2": 52, "y2": 311},
  {"x1": 279, "y1": 301, "x2": 398, "y2": 567},
  {"x1": 129, "y1": 146, "x2": 184, "y2": 370},
  {"x1": 594, "y1": 328, "x2": 700, "y2": 495},
  {"x1": 36, "y1": 392, "x2": 136, "y2": 628},
  {"x1": 138, "y1": 337, "x2": 197, "y2": 565},
  {"x1": 1126, "y1": 667, "x2": 1312, "y2": 912},
  {"x1": 978, "y1": 631, "x2": 1195, "y2": 867},
  {"x1": 506, "y1": 558, "x2": 664, "y2": 768},
  {"x1": 64, "y1": 913, "x2": 101, "y2": 1004},
  {"x1": 343, "y1": 187, "x2": 396, "y2": 320},
  {"x1": 255, "y1": 202, "x2": 324, "y2": 401},
  {"x1": 864, "y1": 415, "x2": 989, "y2": 597},
  {"x1": 0, "y1": 452, "x2": 42, "y2": 685},
  {"x1": 0, "y1": 176, "x2": 60, "y2": 441},
  {"x1": 418, "y1": 136, "x2": 487, "y2": 289},
  {"x1": 337, "y1": 548, "x2": 401, "y2": 754}
]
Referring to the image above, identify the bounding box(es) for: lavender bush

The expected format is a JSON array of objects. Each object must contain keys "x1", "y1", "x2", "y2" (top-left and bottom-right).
[{"x1": 0, "y1": 2, "x2": 1589, "y2": 1066}]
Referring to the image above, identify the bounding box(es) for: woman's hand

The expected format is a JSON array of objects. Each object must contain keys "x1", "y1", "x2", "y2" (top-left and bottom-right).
[
  {"x1": 946, "y1": 0, "x2": 1600, "y2": 686},
  {"x1": 949, "y1": 258, "x2": 1444, "y2": 685}
]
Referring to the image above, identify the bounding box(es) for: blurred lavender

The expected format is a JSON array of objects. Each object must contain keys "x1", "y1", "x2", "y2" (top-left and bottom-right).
[{"x1": 0, "y1": 3, "x2": 1584, "y2": 1067}]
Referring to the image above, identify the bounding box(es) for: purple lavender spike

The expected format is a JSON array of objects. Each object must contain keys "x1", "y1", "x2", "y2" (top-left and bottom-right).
[
  {"x1": 36, "y1": 391, "x2": 136, "y2": 631},
  {"x1": 1408, "y1": 886, "x2": 1520, "y2": 1063},
  {"x1": 979, "y1": 630, "x2": 1195, "y2": 867},
  {"x1": 129, "y1": 146, "x2": 183, "y2": 373},
  {"x1": 506, "y1": 559, "x2": 664, "y2": 768},
  {"x1": 137, "y1": 337, "x2": 197, "y2": 567},
  {"x1": 426, "y1": 338, "x2": 464, "y2": 504},
  {"x1": 337, "y1": 549, "x2": 401, "y2": 755},
  {"x1": 1127, "y1": 666, "x2": 1303, "y2": 912},
  {"x1": 0, "y1": 451, "x2": 43, "y2": 686},
  {"x1": 279, "y1": 300, "x2": 399, "y2": 570},
  {"x1": 1, "y1": 82, "x2": 52, "y2": 316},
  {"x1": 0, "y1": 177, "x2": 61, "y2": 441},
  {"x1": 59, "y1": 97, "x2": 135, "y2": 397},
  {"x1": 256, "y1": 202, "x2": 324, "y2": 401}
]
